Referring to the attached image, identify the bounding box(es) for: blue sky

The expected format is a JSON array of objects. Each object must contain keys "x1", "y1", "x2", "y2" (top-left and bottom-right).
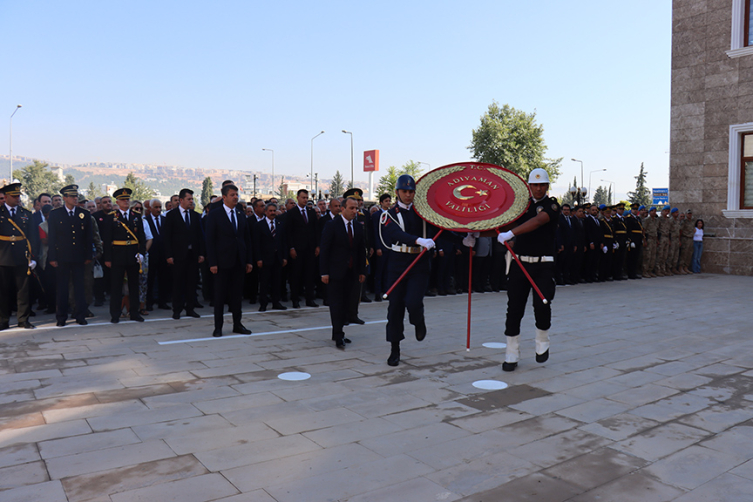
[{"x1": 2, "y1": 0, "x2": 671, "y2": 199}]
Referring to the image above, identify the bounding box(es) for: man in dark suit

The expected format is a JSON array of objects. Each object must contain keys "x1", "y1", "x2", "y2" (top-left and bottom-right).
[
  {"x1": 320, "y1": 197, "x2": 366, "y2": 349},
  {"x1": 245, "y1": 198, "x2": 267, "y2": 305},
  {"x1": 253, "y1": 202, "x2": 287, "y2": 311},
  {"x1": 583, "y1": 204, "x2": 602, "y2": 282},
  {"x1": 555, "y1": 204, "x2": 574, "y2": 285},
  {"x1": 144, "y1": 198, "x2": 170, "y2": 310},
  {"x1": 163, "y1": 189, "x2": 205, "y2": 320},
  {"x1": 283, "y1": 189, "x2": 319, "y2": 308},
  {"x1": 47, "y1": 185, "x2": 93, "y2": 326},
  {"x1": 316, "y1": 198, "x2": 340, "y2": 305},
  {"x1": 205, "y1": 184, "x2": 253, "y2": 337},
  {"x1": 0, "y1": 183, "x2": 40, "y2": 330},
  {"x1": 102, "y1": 188, "x2": 146, "y2": 323},
  {"x1": 91, "y1": 195, "x2": 113, "y2": 306},
  {"x1": 570, "y1": 205, "x2": 586, "y2": 284}
]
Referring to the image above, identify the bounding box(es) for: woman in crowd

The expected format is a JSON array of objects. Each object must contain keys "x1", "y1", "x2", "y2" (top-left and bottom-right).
[{"x1": 691, "y1": 219, "x2": 704, "y2": 273}]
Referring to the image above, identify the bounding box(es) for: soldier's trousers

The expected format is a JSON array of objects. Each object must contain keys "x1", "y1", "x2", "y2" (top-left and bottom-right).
[
  {"x1": 110, "y1": 262, "x2": 140, "y2": 319},
  {"x1": 505, "y1": 261, "x2": 556, "y2": 337},
  {"x1": 0, "y1": 265, "x2": 30, "y2": 325},
  {"x1": 656, "y1": 239, "x2": 669, "y2": 273},
  {"x1": 667, "y1": 241, "x2": 680, "y2": 270},
  {"x1": 57, "y1": 262, "x2": 86, "y2": 322},
  {"x1": 680, "y1": 238, "x2": 693, "y2": 268},
  {"x1": 386, "y1": 254, "x2": 430, "y2": 343},
  {"x1": 644, "y1": 238, "x2": 657, "y2": 275}
]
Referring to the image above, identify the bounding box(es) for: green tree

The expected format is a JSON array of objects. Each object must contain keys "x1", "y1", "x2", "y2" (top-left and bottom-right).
[
  {"x1": 86, "y1": 181, "x2": 104, "y2": 198},
  {"x1": 12, "y1": 160, "x2": 65, "y2": 200},
  {"x1": 561, "y1": 176, "x2": 578, "y2": 206},
  {"x1": 592, "y1": 185, "x2": 609, "y2": 206},
  {"x1": 627, "y1": 162, "x2": 651, "y2": 206},
  {"x1": 346, "y1": 179, "x2": 355, "y2": 191},
  {"x1": 64, "y1": 174, "x2": 75, "y2": 186},
  {"x1": 200, "y1": 176, "x2": 214, "y2": 208},
  {"x1": 375, "y1": 160, "x2": 423, "y2": 196},
  {"x1": 468, "y1": 101, "x2": 561, "y2": 183},
  {"x1": 123, "y1": 172, "x2": 154, "y2": 201},
  {"x1": 330, "y1": 171, "x2": 345, "y2": 198}
]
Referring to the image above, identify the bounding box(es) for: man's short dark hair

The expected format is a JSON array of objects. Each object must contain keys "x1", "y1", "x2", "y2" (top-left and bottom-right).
[
  {"x1": 179, "y1": 188, "x2": 194, "y2": 199},
  {"x1": 344, "y1": 197, "x2": 358, "y2": 208},
  {"x1": 265, "y1": 202, "x2": 278, "y2": 211},
  {"x1": 254, "y1": 199, "x2": 265, "y2": 208},
  {"x1": 222, "y1": 180, "x2": 234, "y2": 187},
  {"x1": 379, "y1": 193, "x2": 391, "y2": 203},
  {"x1": 297, "y1": 189, "x2": 309, "y2": 197},
  {"x1": 562, "y1": 203, "x2": 571, "y2": 209},
  {"x1": 38, "y1": 193, "x2": 51, "y2": 202},
  {"x1": 221, "y1": 184, "x2": 239, "y2": 196}
]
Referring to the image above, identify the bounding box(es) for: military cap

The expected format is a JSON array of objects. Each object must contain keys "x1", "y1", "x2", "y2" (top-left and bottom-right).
[
  {"x1": 686, "y1": 209, "x2": 693, "y2": 214},
  {"x1": 631, "y1": 203, "x2": 639, "y2": 209},
  {"x1": 649, "y1": 207, "x2": 657, "y2": 212},
  {"x1": 582, "y1": 202, "x2": 592, "y2": 208},
  {"x1": 671, "y1": 207, "x2": 678, "y2": 214},
  {"x1": 623, "y1": 209, "x2": 631, "y2": 216},
  {"x1": 598, "y1": 204, "x2": 607, "y2": 210},
  {"x1": 343, "y1": 188, "x2": 363, "y2": 200},
  {"x1": 663, "y1": 205, "x2": 670, "y2": 211},
  {"x1": 60, "y1": 184, "x2": 79, "y2": 197},
  {"x1": 0, "y1": 182, "x2": 22, "y2": 196},
  {"x1": 113, "y1": 188, "x2": 133, "y2": 200},
  {"x1": 638, "y1": 205, "x2": 646, "y2": 211}
]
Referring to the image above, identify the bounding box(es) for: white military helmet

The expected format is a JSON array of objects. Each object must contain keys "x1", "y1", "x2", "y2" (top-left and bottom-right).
[{"x1": 528, "y1": 168, "x2": 550, "y2": 184}]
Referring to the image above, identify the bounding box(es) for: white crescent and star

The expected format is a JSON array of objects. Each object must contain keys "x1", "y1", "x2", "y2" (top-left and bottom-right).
[{"x1": 453, "y1": 185, "x2": 489, "y2": 200}]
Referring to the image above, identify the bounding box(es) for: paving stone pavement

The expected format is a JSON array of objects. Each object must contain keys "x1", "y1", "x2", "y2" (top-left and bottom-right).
[{"x1": 0, "y1": 273, "x2": 751, "y2": 501}]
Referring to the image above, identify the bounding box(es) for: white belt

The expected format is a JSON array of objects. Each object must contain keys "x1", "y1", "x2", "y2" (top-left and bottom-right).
[
  {"x1": 391, "y1": 244, "x2": 422, "y2": 254},
  {"x1": 518, "y1": 255, "x2": 554, "y2": 263}
]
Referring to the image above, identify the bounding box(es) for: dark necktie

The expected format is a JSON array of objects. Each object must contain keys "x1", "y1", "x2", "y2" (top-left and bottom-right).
[
  {"x1": 155, "y1": 216, "x2": 161, "y2": 234},
  {"x1": 10, "y1": 207, "x2": 15, "y2": 218},
  {"x1": 69, "y1": 210, "x2": 74, "y2": 218},
  {"x1": 302, "y1": 208, "x2": 308, "y2": 224},
  {"x1": 347, "y1": 220, "x2": 353, "y2": 267},
  {"x1": 184, "y1": 210, "x2": 191, "y2": 229},
  {"x1": 231, "y1": 209, "x2": 237, "y2": 232},
  {"x1": 271, "y1": 220, "x2": 276, "y2": 237},
  {"x1": 567, "y1": 217, "x2": 571, "y2": 228}
]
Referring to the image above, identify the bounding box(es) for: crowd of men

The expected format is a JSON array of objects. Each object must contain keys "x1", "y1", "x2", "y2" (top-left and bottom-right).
[{"x1": 0, "y1": 179, "x2": 699, "y2": 336}]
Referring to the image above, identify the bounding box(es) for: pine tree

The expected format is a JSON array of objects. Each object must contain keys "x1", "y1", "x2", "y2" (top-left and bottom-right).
[
  {"x1": 330, "y1": 171, "x2": 345, "y2": 198},
  {"x1": 123, "y1": 172, "x2": 154, "y2": 201},
  {"x1": 200, "y1": 177, "x2": 214, "y2": 208},
  {"x1": 627, "y1": 162, "x2": 651, "y2": 206},
  {"x1": 561, "y1": 176, "x2": 578, "y2": 206},
  {"x1": 592, "y1": 186, "x2": 609, "y2": 206}
]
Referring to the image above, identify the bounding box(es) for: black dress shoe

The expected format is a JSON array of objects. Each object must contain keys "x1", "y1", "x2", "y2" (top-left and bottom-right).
[
  {"x1": 360, "y1": 295, "x2": 372, "y2": 303},
  {"x1": 502, "y1": 362, "x2": 517, "y2": 372},
  {"x1": 348, "y1": 317, "x2": 365, "y2": 325},
  {"x1": 213, "y1": 329, "x2": 222, "y2": 337},
  {"x1": 56, "y1": 320, "x2": 66, "y2": 327},
  {"x1": 131, "y1": 315, "x2": 145, "y2": 322},
  {"x1": 536, "y1": 350, "x2": 549, "y2": 363},
  {"x1": 343, "y1": 337, "x2": 351, "y2": 344},
  {"x1": 335, "y1": 340, "x2": 345, "y2": 350},
  {"x1": 272, "y1": 303, "x2": 287, "y2": 310},
  {"x1": 306, "y1": 301, "x2": 319, "y2": 308},
  {"x1": 415, "y1": 323, "x2": 427, "y2": 341},
  {"x1": 388, "y1": 348, "x2": 400, "y2": 366},
  {"x1": 258, "y1": 304, "x2": 267, "y2": 312},
  {"x1": 185, "y1": 310, "x2": 201, "y2": 318},
  {"x1": 374, "y1": 295, "x2": 383, "y2": 302},
  {"x1": 77, "y1": 319, "x2": 88, "y2": 326},
  {"x1": 292, "y1": 302, "x2": 300, "y2": 309},
  {"x1": 191, "y1": 303, "x2": 203, "y2": 309},
  {"x1": 111, "y1": 317, "x2": 119, "y2": 324},
  {"x1": 172, "y1": 313, "x2": 180, "y2": 320},
  {"x1": 19, "y1": 321, "x2": 35, "y2": 329},
  {"x1": 232, "y1": 324, "x2": 252, "y2": 335}
]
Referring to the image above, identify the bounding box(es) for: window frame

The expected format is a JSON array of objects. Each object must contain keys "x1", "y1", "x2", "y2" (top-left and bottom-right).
[
  {"x1": 742, "y1": 133, "x2": 753, "y2": 209},
  {"x1": 724, "y1": 123, "x2": 753, "y2": 217},
  {"x1": 728, "y1": 0, "x2": 753, "y2": 58}
]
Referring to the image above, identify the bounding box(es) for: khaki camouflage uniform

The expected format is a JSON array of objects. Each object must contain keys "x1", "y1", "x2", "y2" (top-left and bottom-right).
[
  {"x1": 666, "y1": 216, "x2": 681, "y2": 273},
  {"x1": 643, "y1": 215, "x2": 658, "y2": 276},
  {"x1": 679, "y1": 217, "x2": 694, "y2": 272},
  {"x1": 656, "y1": 215, "x2": 671, "y2": 276}
]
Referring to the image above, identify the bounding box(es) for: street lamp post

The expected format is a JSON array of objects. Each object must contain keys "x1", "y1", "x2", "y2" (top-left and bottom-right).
[
  {"x1": 342, "y1": 130, "x2": 353, "y2": 188},
  {"x1": 570, "y1": 158, "x2": 586, "y2": 205},
  {"x1": 311, "y1": 131, "x2": 324, "y2": 193},
  {"x1": 9, "y1": 105, "x2": 22, "y2": 182},
  {"x1": 417, "y1": 161, "x2": 431, "y2": 171},
  {"x1": 315, "y1": 173, "x2": 318, "y2": 200},
  {"x1": 262, "y1": 148, "x2": 274, "y2": 195},
  {"x1": 588, "y1": 169, "x2": 607, "y2": 202},
  {"x1": 601, "y1": 179, "x2": 615, "y2": 205}
]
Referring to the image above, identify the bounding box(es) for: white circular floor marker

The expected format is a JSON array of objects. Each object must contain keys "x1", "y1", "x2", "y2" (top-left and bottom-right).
[
  {"x1": 278, "y1": 372, "x2": 311, "y2": 381},
  {"x1": 482, "y1": 342, "x2": 507, "y2": 349},
  {"x1": 473, "y1": 380, "x2": 509, "y2": 390}
]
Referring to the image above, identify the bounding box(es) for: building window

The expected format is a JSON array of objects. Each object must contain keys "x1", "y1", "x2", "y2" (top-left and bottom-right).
[
  {"x1": 728, "y1": 0, "x2": 753, "y2": 57},
  {"x1": 724, "y1": 123, "x2": 753, "y2": 217}
]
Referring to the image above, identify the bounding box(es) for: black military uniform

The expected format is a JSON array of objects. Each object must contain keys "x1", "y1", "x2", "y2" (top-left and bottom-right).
[
  {"x1": 625, "y1": 204, "x2": 644, "y2": 279},
  {"x1": 500, "y1": 173, "x2": 559, "y2": 372},
  {"x1": 0, "y1": 183, "x2": 39, "y2": 329},
  {"x1": 47, "y1": 185, "x2": 94, "y2": 326},
  {"x1": 598, "y1": 206, "x2": 614, "y2": 281},
  {"x1": 102, "y1": 188, "x2": 146, "y2": 323},
  {"x1": 611, "y1": 204, "x2": 628, "y2": 280}
]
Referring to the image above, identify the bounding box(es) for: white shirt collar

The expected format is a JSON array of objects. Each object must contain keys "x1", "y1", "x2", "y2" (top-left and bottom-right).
[
  {"x1": 266, "y1": 216, "x2": 275, "y2": 226},
  {"x1": 5, "y1": 203, "x2": 16, "y2": 213},
  {"x1": 342, "y1": 215, "x2": 355, "y2": 229},
  {"x1": 397, "y1": 201, "x2": 412, "y2": 210},
  {"x1": 223, "y1": 204, "x2": 234, "y2": 219}
]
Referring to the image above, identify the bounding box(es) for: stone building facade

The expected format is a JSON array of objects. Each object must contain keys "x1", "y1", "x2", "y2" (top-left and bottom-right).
[{"x1": 671, "y1": 0, "x2": 753, "y2": 274}]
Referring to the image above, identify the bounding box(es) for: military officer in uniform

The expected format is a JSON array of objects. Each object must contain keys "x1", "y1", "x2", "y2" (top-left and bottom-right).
[
  {"x1": 496, "y1": 168, "x2": 559, "y2": 372},
  {"x1": 611, "y1": 203, "x2": 628, "y2": 280},
  {"x1": 598, "y1": 204, "x2": 614, "y2": 281},
  {"x1": 624, "y1": 204, "x2": 644, "y2": 279},
  {"x1": 47, "y1": 185, "x2": 94, "y2": 326},
  {"x1": 0, "y1": 183, "x2": 39, "y2": 330},
  {"x1": 379, "y1": 175, "x2": 471, "y2": 366},
  {"x1": 102, "y1": 188, "x2": 146, "y2": 323}
]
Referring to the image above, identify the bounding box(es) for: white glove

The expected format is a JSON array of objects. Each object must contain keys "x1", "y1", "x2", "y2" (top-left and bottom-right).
[
  {"x1": 497, "y1": 230, "x2": 515, "y2": 244},
  {"x1": 602, "y1": 246, "x2": 608, "y2": 254},
  {"x1": 613, "y1": 242, "x2": 619, "y2": 250},
  {"x1": 462, "y1": 233, "x2": 476, "y2": 248},
  {"x1": 630, "y1": 242, "x2": 636, "y2": 249},
  {"x1": 415, "y1": 238, "x2": 435, "y2": 250},
  {"x1": 136, "y1": 253, "x2": 145, "y2": 264},
  {"x1": 472, "y1": 232, "x2": 480, "y2": 238},
  {"x1": 29, "y1": 260, "x2": 37, "y2": 270}
]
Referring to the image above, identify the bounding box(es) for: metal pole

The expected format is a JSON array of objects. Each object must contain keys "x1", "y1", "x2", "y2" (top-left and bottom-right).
[
  {"x1": 311, "y1": 131, "x2": 324, "y2": 193},
  {"x1": 9, "y1": 105, "x2": 22, "y2": 182},
  {"x1": 315, "y1": 173, "x2": 318, "y2": 199}
]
